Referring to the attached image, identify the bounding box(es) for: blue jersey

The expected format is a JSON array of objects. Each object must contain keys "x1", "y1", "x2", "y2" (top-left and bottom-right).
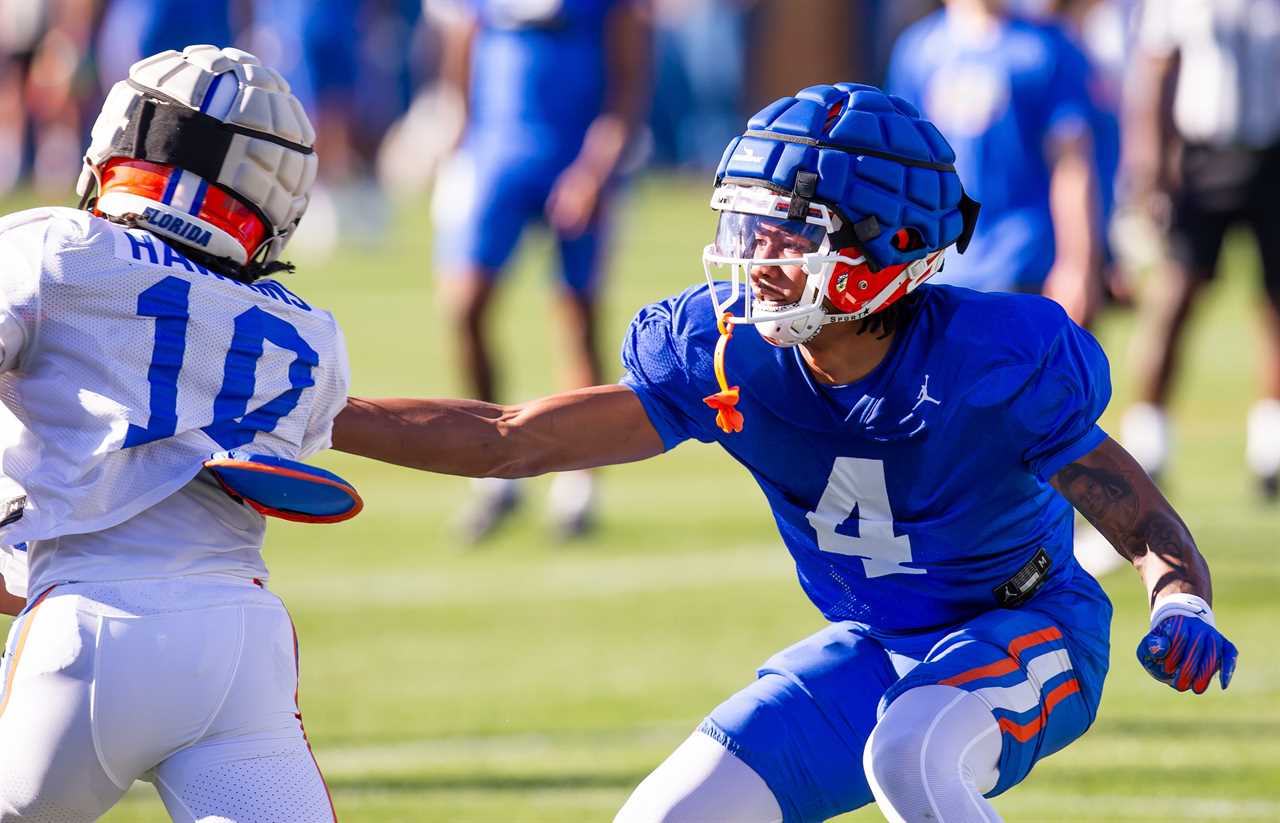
[
  {"x1": 621, "y1": 283, "x2": 1111, "y2": 633},
  {"x1": 888, "y1": 12, "x2": 1095, "y2": 292},
  {"x1": 110, "y1": 0, "x2": 233, "y2": 56},
  {"x1": 96, "y1": 0, "x2": 233, "y2": 88},
  {"x1": 253, "y1": 0, "x2": 358, "y2": 111},
  {"x1": 466, "y1": 0, "x2": 624, "y2": 158}
]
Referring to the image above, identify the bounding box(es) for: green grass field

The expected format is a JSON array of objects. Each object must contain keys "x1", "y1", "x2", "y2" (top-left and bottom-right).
[{"x1": 3, "y1": 177, "x2": 1278, "y2": 821}]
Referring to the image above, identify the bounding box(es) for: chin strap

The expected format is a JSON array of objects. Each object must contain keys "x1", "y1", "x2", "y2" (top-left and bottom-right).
[{"x1": 703, "y1": 312, "x2": 744, "y2": 434}]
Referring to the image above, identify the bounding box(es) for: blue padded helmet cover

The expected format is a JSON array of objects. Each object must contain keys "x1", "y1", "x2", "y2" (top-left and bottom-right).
[{"x1": 714, "y1": 83, "x2": 977, "y2": 270}]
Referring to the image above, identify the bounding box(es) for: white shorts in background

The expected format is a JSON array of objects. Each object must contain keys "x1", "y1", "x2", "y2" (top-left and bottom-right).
[{"x1": 0, "y1": 578, "x2": 336, "y2": 822}]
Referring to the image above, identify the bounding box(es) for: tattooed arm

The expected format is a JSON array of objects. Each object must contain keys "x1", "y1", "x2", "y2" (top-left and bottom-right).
[
  {"x1": 1052, "y1": 436, "x2": 1236, "y2": 693},
  {"x1": 1051, "y1": 436, "x2": 1211, "y2": 607}
]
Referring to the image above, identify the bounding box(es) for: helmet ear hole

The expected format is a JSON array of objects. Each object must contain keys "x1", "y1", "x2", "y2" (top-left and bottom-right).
[{"x1": 892, "y1": 227, "x2": 925, "y2": 252}]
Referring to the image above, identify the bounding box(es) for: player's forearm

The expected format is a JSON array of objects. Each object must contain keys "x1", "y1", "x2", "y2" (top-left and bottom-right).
[
  {"x1": 1049, "y1": 134, "x2": 1101, "y2": 275},
  {"x1": 332, "y1": 387, "x2": 665, "y2": 479},
  {"x1": 333, "y1": 396, "x2": 534, "y2": 478},
  {"x1": 1051, "y1": 437, "x2": 1212, "y2": 607},
  {"x1": 438, "y1": 12, "x2": 477, "y2": 129},
  {"x1": 574, "y1": 1, "x2": 652, "y2": 177},
  {"x1": 574, "y1": 115, "x2": 635, "y2": 179},
  {"x1": 1122, "y1": 53, "x2": 1179, "y2": 194}
]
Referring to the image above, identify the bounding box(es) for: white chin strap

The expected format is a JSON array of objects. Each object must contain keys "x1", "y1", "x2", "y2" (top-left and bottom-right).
[{"x1": 702, "y1": 243, "x2": 862, "y2": 348}]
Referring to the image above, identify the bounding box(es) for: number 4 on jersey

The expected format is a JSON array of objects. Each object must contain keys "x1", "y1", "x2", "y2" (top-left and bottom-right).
[{"x1": 806, "y1": 457, "x2": 924, "y2": 579}]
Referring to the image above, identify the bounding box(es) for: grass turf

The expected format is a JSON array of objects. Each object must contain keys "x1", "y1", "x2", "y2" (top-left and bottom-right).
[{"x1": 1, "y1": 176, "x2": 1277, "y2": 821}]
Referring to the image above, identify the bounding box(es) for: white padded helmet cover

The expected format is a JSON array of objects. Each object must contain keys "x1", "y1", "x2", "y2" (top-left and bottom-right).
[{"x1": 79, "y1": 45, "x2": 318, "y2": 264}]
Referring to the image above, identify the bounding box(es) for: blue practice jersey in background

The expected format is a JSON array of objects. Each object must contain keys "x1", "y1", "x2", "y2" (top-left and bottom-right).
[
  {"x1": 621, "y1": 283, "x2": 1111, "y2": 633},
  {"x1": 888, "y1": 12, "x2": 1096, "y2": 292},
  {"x1": 96, "y1": 0, "x2": 234, "y2": 90},
  {"x1": 466, "y1": 0, "x2": 625, "y2": 159}
]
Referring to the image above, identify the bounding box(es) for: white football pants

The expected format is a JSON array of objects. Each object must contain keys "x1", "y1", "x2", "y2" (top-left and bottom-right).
[{"x1": 0, "y1": 578, "x2": 335, "y2": 822}]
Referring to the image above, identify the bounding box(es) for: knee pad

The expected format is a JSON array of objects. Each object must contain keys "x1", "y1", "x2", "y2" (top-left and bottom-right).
[{"x1": 864, "y1": 685, "x2": 1003, "y2": 823}]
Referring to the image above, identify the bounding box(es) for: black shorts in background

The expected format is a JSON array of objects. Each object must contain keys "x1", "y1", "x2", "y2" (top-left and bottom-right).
[{"x1": 1169, "y1": 140, "x2": 1280, "y2": 293}]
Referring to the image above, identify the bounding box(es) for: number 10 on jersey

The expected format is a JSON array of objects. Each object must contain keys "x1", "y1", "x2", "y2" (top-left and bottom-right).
[{"x1": 125, "y1": 275, "x2": 318, "y2": 450}]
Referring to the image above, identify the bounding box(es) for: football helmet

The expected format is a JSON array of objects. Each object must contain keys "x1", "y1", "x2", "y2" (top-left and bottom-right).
[
  {"x1": 77, "y1": 45, "x2": 317, "y2": 267},
  {"x1": 703, "y1": 83, "x2": 979, "y2": 347}
]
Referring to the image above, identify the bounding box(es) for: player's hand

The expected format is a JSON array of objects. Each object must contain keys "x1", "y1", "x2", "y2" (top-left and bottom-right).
[
  {"x1": 1136, "y1": 594, "x2": 1237, "y2": 694},
  {"x1": 546, "y1": 163, "x2": 605, "y2": 238}
]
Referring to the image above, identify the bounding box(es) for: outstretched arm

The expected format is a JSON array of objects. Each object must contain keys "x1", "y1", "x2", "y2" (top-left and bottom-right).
[
  {"x1": 332, "y1": 384, "x2": 666, "y2": 479},
  {"x1": 1052, "y1": 436, "x2": 1236, "y2": 692}
]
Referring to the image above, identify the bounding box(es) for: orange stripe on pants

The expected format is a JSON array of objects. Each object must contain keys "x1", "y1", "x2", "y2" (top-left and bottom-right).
[
  {"x1": 939, "y1": 657, "x2": 1020, "y2": 687},
  {"x1": 288, "y1": 611, "x2": 338, "y2": 822},
  {"x1": 996, "y1": 678, "x2": 1081, "y2": 743},
  {"x1": 939, "y1": 625, "x2": 1064, "y2": 690},
  {"x1": 1042, "y1": 677, "x2": 1081, "y2": 715},
  {"x1": 1007, "y1": 626, "x2": 1062, "y2": 661},
  {"x1": 0, "y1": 586, "x2": 55, "y2": 720}
]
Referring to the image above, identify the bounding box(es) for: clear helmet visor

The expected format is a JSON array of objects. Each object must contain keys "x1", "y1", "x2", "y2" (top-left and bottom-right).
[
  {"x1": 703, "y1": 210, "x2": 838, "y2": 346},
  {"x1": 711, "y1": 211, "x2": 827, "y2": 260}
]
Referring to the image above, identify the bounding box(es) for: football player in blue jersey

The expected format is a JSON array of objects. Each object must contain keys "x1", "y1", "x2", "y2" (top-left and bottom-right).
[
  {"x1": 887, "y1": 0, "x2": 1105, "y2": 327},
  {"x1": 333, "y1": 84, "x2": 1236, "y2": 822},
  {"x1": 430, "y1": 0, "x2": 651, "y2": 539}
]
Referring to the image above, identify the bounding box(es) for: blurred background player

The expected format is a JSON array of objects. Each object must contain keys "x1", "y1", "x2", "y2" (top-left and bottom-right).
[
  {"x1": 886, "y1": 0, "x2": 1130, "y2": 578},
  {"x1": 887, "y1": 0, "x2": 1105, "y2": 326},
  {"x1": 0, "y1": 46, "x2": 348, "y2": 820},
  {"x1": 0, "y1": 0, "x2": 50, "y2": 195},
  {"x1": 647, "y1": 0, "x2": 751, "y2": 171},
  {"x1": 0, "y1": 0, "x2": 97, "y2": 198},
  {"x1": 429, "y1": 0, "x2": 651, "y2": 541},
  {"x1": 1119, "y1": 0, "x2": 1280, "y2": 499},
  {"x1": 94, "y1": 0, "x2": 236, "y2": 90},
  {"x1": 247, "y1": 0, "x2": 424, "y2": 257},
  {"x1": 1041, "y1": 0, "x2": 1137, "y2": 307},
  {"x1": 862, "y1": 0, "x2": 942, "y2": 84}
]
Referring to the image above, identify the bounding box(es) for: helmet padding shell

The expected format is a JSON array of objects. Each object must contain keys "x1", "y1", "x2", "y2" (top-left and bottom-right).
[
  {"x1": 78, "y1": 45, "x2": 317, "y2": 265},
  {"x1": 714, "y1": 83, "x2": 977, "y2": 272}
]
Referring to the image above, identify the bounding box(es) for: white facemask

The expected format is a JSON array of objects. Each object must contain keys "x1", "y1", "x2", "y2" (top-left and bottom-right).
[
  {"x1": 701, "y1": 184, "x2": 949, "y2": 348},
  {"x1": 702, "y1": 242, "x2": 865, "y2": 347}
]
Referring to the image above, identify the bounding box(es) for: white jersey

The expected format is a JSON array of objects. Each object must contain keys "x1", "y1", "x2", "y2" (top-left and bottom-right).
[
  {"x1": 0, "y1": 207, "x2": 349, "y2": 597},
  {"x1": 1138, "y1": 0, "x2": 1280, "y2": 148}
]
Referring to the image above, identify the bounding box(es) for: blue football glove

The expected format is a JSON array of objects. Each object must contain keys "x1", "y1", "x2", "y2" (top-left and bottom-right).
[
  {"x1": 204, "y1": 451, "x2": 363, "y2": 524},
  {"x1": 1137, "y1": 594, "x2": 1237, "y2": 694}
]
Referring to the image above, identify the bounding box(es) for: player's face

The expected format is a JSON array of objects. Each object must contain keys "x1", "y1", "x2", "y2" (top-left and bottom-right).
[
  {"x1": 712, "y1": 213, "x2": 825, "y2": 305},
  {"x1": 749, "y1": 223, "x2": 811, "y2": 303}
]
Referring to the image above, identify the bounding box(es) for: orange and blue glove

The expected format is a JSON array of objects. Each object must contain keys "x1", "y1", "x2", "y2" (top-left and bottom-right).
[
  {"x1": 1137, "y1": 593, "x2": 1237, "y2": 694},
  {"x1": 204, "y1": 450, "x2": 363, "y2": 524}
]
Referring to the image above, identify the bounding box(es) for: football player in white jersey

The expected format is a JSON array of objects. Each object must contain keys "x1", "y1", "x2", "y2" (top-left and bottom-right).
[{"x1": 0, "y1": 46, "x2": 348, "y2": 821}]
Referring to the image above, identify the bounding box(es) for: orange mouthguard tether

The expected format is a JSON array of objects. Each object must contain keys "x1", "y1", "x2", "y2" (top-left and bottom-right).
[{"x1": 703, "y1": 312, "x2": 744, "y2": 434}]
